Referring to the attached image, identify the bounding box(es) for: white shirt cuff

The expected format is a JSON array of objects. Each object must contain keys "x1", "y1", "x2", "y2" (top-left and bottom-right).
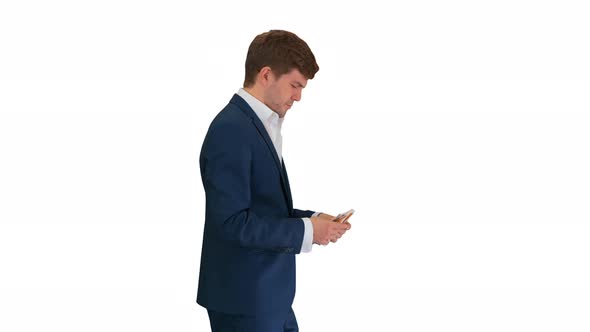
[{"x1": 300, "y1": 217, "x2": 314, "y2": 253}]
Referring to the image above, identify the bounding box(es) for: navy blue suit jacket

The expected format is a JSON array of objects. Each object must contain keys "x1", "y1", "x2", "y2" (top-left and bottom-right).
[{"x1": 197, "y1": 94, "x2": 315, "y2": 315}]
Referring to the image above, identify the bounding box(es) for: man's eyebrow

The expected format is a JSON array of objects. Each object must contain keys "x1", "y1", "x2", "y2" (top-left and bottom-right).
[{"x1": 292, "y1": 81, "x2": 306, "y2": 88}]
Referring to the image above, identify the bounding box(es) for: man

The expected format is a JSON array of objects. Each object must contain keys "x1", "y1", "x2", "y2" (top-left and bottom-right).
[{"x1": 197, "y1": 30, "x2": 351, "y2": 332}]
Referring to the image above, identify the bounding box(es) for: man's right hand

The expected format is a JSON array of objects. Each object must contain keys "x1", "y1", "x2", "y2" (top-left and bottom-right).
[{"x1": 310, "y1": 214, "x2": 351, "y2": 245}]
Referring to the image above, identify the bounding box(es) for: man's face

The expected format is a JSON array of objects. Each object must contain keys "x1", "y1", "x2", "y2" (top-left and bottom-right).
[{"x1": 263, "y1": 69, "x2": 308, "y2": 118}]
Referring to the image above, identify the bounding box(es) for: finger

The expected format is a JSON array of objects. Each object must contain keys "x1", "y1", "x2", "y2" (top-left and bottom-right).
[
  {"x1": 330, "y1": 230, "x2": 343, "y2": 237},
  {"x1": 336, "y1": 224, "x2": 349, "y2": 232},
  {"x1": 332, "y1": 222, "x2": 347, "y2": 229}
]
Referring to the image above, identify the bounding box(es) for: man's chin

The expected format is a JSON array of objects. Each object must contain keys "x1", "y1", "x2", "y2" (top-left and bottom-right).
[{"x1": 278, "y1": 106, "x2": 290, "y2": 117}]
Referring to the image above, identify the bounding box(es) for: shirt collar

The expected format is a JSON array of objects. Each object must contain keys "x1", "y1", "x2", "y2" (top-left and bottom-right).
[{"x1": 237, "y1": 88, "x2": 280, "y2": 125}]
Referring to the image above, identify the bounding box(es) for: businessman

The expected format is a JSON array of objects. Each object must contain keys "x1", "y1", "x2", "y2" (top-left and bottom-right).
[{"x1": 197, "y1": 30, "x2": 351, "y2": 332}]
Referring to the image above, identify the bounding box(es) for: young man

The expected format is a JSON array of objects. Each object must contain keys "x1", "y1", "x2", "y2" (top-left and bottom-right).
[{"x1": 197, "y1": 30, "x2": 351, "y2": 332}]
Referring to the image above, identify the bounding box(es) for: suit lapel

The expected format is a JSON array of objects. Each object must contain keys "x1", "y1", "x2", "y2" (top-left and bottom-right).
[
  {"x1": 230, "y1": 94, "x2": 293, "y2": 212},
  {"x1": 250, "y1": 115, "x2": 284, "y2": 173},
  {"x1": 281, "y1": 160, "x2": 294, "y2": 213}
]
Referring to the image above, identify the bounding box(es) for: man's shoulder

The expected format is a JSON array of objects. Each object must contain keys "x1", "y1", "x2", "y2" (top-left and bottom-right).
[
  {"x1": 210, "y1": 101, "x2": 251, "y2": 130},
  {"x1": 204, "y1": 96, "x2": 255, "y2": 142}
]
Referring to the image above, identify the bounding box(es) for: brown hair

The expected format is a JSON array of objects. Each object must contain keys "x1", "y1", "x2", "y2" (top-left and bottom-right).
[{"x1": 243, "y1": 30, "x2": 319, "y2": 87}]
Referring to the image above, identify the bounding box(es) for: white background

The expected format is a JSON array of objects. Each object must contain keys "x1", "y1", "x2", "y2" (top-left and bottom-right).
[{"x1": 1, "y1": 0, "x2": 589, "y2": 331}]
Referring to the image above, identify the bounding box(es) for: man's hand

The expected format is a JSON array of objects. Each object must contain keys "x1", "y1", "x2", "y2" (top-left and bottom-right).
[{"x1": 311, "y1": 213, "x2": 352, "y2": 245}]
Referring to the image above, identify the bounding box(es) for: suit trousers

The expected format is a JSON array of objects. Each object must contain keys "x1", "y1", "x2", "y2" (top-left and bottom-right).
[{"x1": 207, "y1": 307, "x2": 299, "y2": 332}]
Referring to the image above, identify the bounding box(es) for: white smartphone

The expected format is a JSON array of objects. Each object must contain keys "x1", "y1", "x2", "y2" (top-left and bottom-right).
[{"x1": 334, "y1": 209, "x2": 355, "y2": 223}]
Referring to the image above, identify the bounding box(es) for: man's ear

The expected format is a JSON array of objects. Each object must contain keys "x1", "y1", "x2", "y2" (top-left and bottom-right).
[{"x1": 258, "y1": 66, "x2": 273, "y2": 87}]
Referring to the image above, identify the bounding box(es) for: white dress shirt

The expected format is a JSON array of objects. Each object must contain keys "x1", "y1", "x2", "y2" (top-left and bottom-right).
[{"x1": 237, "y1": 88, "x2": 317, "y2": 253}]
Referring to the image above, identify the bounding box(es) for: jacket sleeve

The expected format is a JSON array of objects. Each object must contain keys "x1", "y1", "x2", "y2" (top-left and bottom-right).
[
  {"x1": 291, "y1": 209, "x2": 315, "y2": 218},
  {"x1": 201, "y1": 121, "x2": 305, "y2": 253}
]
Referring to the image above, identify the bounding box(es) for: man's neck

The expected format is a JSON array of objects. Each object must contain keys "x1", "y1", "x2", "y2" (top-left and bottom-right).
[
  {"x1": 243, "y1": 87, "x2": 264, "y2": 105},
  {"x1": 242, "y1": 86, "x2": 283, "y2": 118}
]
